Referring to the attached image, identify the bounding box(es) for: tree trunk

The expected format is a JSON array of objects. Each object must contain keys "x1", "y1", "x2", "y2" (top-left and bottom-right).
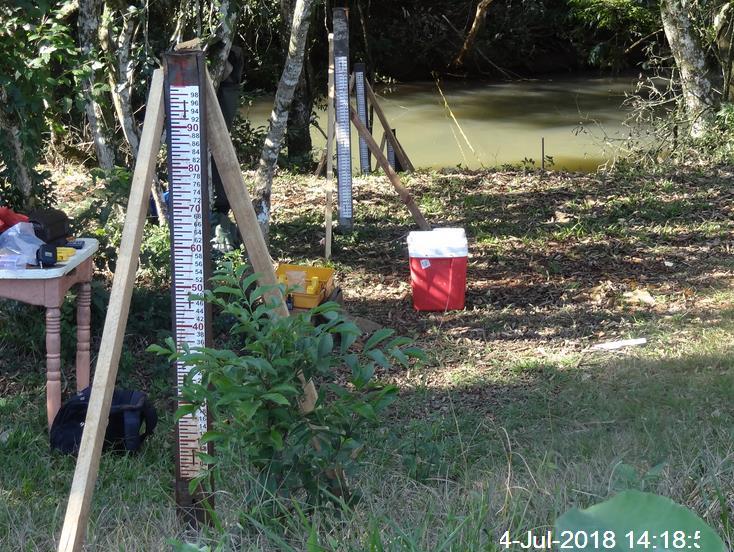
[
  {"x1": 0, "y1": 106, "x2": 33, "y2": 203},
  {"x1": 79, "y1": 0, "x2": 116, "y2": 170},
  {"x1": 714, "y1": 3, "x2": 734, "y2": 101},
  {"x1": 356, "y1": 0, "x2": 373, "y2": 71},
  {"x1": 452, "y1": 0, "x2": 495, "y2": 67},
  {"x1": 207, "y1": 0, "x2": 239, "y2": 88},
  {"x1": 286, "y1": 65, "x2": 314, "y2": 162},
  {"x1": 661, "y1": 0, "x2": 717, "y2": 137},
  {"x1": 100, "y1": 4, "x2": 138, "y2": 159},
  {"x1": 100, "y1": 3, "x2": 168, "y2": 226},
  {"x1": 252, "y1": 0, "x2": 315, "y2": 239},
  {"x1": 281, "y1": 0, "x2": 314, "y2": 163}
]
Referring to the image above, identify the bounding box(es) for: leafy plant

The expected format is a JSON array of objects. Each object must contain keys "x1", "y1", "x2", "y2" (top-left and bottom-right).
[
  {"x1": 0, "y1": 0, "x2": 78, "y2": 208},
  {"x1": 149, "y1": 260, "x2": 423, "y2": 511},
  {"x1": 556, "y1": 490, "x2": 727, "y2": 551},
  {"x1": 610, "y1": 462, "x2": 667, "y2": 492},
  {"x1": 230, "y1": 111, "x2": 267, "y2": 169}
]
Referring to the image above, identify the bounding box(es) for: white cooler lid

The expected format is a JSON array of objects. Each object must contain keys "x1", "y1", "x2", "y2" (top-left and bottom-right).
[{"x1": 407, "y1": 227, "x2": 468, "y2": 258}]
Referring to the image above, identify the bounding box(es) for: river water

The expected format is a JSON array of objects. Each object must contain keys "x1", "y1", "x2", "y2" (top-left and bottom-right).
[{"x1": 244, "y1": 75, "x2": 637, "y2": 172}]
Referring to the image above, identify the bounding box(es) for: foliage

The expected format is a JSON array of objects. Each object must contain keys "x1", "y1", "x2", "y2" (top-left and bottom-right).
[
  {"x1": 230, "y1": 112, "x2": 267, "y2": 169},
  {"x1": 69, "y1": 166, "x2": 171, "y2": 286},
  {"x1": 149, "y1": 260, "x2": 424, "y2": 509},
  {"x1": 693, "y1": 103, "x2": 734, "y2": 163},
  {"x1": 0, "y1": 174, "x2": 56, "y2": 211},
  {"x1": 237, "y1": 0, "x2": 284, "y2": 89},
  {"x1": 569, "y1": 0, "x2": 659, "y2": 70},
  {"x1": 556, "y1": 490, "x2": 726, "y2": 550},
  {"x1": 0, "y1": 0, "x2": 77, "y2": 207}
]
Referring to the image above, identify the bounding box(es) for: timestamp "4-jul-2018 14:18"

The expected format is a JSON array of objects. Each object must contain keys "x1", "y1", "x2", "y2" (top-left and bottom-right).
[{"x1": 499, "y1": 529, "x2": 703, "y2": 549}]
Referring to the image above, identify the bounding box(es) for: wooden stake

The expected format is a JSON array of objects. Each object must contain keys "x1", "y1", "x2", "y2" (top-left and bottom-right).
[
  {"x1": 204, "y1": 74, "x2": 318, "y2": 412},
  {"x1": 349, "y1": 106, "x2": 430, "y2": 231},
  {"x1": 57, "y1": 69, "x2": 166, "y2": 552},
  {"x1": 325, "y1": 34, "x2": 335, "y2": 260},
  {"x1": 364, "y1": 80, "x2": 415, "y2": 172},
  {"x1": 313, "y1": 149, "x2": 327, "y2": 176}
]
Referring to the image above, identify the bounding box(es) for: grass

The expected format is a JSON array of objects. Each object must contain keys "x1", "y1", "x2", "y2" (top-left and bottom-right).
[{"x1": 1, "y1": 164, "x2": 734, "y2": 550}]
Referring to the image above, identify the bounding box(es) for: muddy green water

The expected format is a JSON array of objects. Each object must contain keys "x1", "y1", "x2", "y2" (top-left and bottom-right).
[{"x1": 244, "y1": 75, "x2": 636, "y2": 172}]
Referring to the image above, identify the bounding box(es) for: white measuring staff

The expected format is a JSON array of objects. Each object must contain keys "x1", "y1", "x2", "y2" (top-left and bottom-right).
[
  {"x1": 354, "y1": 62, "x2": 370, "y2": 174},
  {"x1": 333, "y1": 7, "x2": 353, "y2": 231},
  {"x1": 167, "y1": 81, "x2": 209, "y2": 481}
]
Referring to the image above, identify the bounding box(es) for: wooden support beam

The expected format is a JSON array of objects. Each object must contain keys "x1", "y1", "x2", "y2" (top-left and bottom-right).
[
  {"x1": 204, "y1": 74, "x2": 317, "y2": 412},
  {"x1": 58, "y1": 69, "x2": 166, "y2": 552},
  {"x1": 349, "y1": 106, "x2": 430, "y2": 231},
  {"x1": 364, "y1": 80, "x2": 415, "y2": 172},
  {"x1": 205, "y1": 74, "x2": 286, "y2": 317}
]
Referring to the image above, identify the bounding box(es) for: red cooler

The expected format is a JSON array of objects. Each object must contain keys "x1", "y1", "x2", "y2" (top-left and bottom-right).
[{"x1": 408, "y1": 228, "x2": 468, "y2": 311}]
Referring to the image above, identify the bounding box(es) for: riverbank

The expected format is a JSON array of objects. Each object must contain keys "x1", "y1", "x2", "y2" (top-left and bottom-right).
[{"x1": 1, "y1": 165, "x2": 733, "y2": 549}]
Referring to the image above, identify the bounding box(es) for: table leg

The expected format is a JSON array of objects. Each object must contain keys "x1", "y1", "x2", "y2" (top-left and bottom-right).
[
  {"x1": 75, "y1": 282, "x2": 91, "y2": 391},
  {"x1": 46, "y1": 307, "x2": 62, "y2": 429}
]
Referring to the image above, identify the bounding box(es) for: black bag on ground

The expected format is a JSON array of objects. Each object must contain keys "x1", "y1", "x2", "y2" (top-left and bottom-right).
[{"x1": 50, "y1": 387, "x2": 157, "y2": 455}]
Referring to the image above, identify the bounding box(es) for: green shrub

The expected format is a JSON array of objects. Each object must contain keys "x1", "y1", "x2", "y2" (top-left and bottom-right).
[{"x1": 149, "y1": 261, "x2": 423, "y2": 512}]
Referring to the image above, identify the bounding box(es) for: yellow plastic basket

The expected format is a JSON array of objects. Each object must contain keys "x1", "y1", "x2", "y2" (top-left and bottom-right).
[{"x1": 275, "y1": 264, "x2": 335, "y2": 309}]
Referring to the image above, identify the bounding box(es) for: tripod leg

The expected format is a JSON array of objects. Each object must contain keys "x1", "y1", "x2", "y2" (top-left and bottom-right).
[
  {"x1": 58, "y1": 69, "x2": 166, "y2": 552},
  {"x1": 204, "y1": 73, "x2": 318, "y2": 412},
  {"x1": 350, "y1": 106, "x2": 430, "y2": 231}
]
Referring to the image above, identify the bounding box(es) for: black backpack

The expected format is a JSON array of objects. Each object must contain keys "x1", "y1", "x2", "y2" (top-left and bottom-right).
[{"x1": 50, "y1": 387, "x2": 157, "y2": 455}]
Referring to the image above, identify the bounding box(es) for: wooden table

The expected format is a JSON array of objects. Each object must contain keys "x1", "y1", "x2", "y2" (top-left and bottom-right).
[{"x1": 0, "y1": 238, "x2": 98, "y2": 428}]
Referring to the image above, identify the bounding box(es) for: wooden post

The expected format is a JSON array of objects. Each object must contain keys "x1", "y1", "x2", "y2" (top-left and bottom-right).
[
  {"x1": 325, "y1": 34, "x2": 335, "y2": 260},
  {"x1": 58, "y1": 69, "x2": 166, "y2": 552},
  {"x1": 364, "y1": 80, "x2": 415, "y2": 172},
  {"x1": 45, "y1": 307, "x2": 62, "y2": 428},
  {"x1": 386, "y1": 130, "x2": 396, "y2": 170},
  {"x1": 349, "y1": 106, "x2": 431, "y2": 231},
  {"x1": 75, "y1": 282, "x2": 92, "y2": 391},
  {"x1": 313, "y1": 149, "x2": 327, "y2": 176},
  {"x1": 541, "y1": 137, "x2": 545, "y2": 171}
]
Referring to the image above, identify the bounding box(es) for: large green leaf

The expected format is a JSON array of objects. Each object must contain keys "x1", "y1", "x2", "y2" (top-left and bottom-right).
[{"x1": 555, "y1": 490, "x2": 726, "y2": 551}]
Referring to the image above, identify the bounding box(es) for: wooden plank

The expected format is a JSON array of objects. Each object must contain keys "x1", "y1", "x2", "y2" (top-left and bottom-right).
[
  {"x1": 57, "y1": 69, "x2": 166, "y2": 552},
  {"x1": 325, "y1": 34, "x2": 335, "y2": 260},
  {"x1": 364, "y1": 80, "x2": 415, "y2": 172},
  {"x1": 349, "y1": 106, "x2": 431, "y2": 231},
  {"x1": 204, "y1": 74, "x2": 318, "y2": 412}
]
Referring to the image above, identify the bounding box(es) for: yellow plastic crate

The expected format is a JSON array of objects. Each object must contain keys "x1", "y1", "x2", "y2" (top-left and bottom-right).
[{"x1": 275, "y1": 264, "x2": 335, "y2": 309}]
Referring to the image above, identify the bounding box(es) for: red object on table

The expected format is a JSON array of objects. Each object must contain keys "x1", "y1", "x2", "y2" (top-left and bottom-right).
[
  {"x1": 0, "y1": 207, "x2": 29, "y2": 231},
  {"x1": 408, "y1": 228, "x2": 468, "y2": 311}
]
